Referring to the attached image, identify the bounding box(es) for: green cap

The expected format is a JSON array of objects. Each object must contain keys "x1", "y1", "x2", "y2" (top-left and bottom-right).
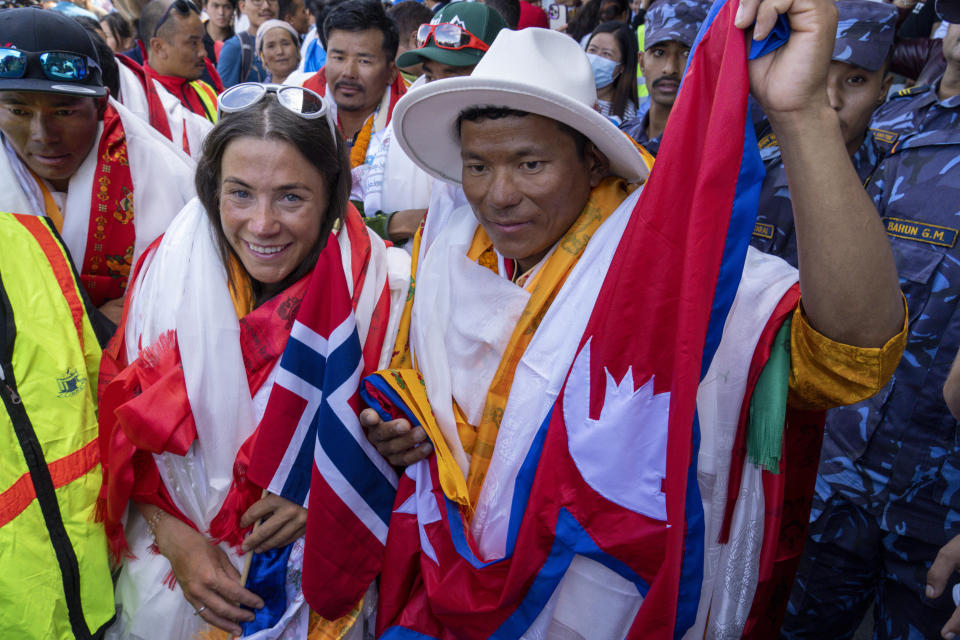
[{"x1": 396, "y1": 1, "x2": 507, "y2": 70}]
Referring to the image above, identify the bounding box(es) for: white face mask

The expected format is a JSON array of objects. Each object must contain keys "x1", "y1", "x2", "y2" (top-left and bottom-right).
[{"x1": 586, "y1": 52, "x2": 621, "y2": 89}]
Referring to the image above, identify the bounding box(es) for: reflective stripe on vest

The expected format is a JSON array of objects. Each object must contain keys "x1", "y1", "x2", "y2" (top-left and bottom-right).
[
  {"x1": 0, "y1": 212, "x2": 114, "y2": 640},
  {"x1": 190, "y1": 79, "x2": 219, "y2": 123}
]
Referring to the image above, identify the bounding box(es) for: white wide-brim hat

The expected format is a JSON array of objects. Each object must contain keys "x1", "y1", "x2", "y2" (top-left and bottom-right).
[{"x1": 392, "y1": 27, "x2": 649, "y2": 185}]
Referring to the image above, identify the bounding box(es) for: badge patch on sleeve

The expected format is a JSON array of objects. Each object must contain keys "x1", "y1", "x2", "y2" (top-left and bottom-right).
[
  {"x1": 752, "y1": 222, "x2": 775, "y2": 240},
  {"x1": 884, "y1": 217, "x2": 959, "y2": 248}
]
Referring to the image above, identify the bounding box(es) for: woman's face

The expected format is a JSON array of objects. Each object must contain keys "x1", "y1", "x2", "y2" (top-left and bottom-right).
[
  {"x1": 586, "y1": 32, "x2": 624, "y2": 71},
  {"x1": 261, "y1": 28, "x2": 299, "y2": 80},
  {"x1": 219, "y1": 136, "x2": 328, "y2": 287}
]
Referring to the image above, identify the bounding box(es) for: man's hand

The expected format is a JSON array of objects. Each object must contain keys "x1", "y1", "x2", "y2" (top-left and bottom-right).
[
  {"x1": 149, "y1": 508, "x2": 264, "y2": 636},
  {"x1": 360, "y1": 407, "x2": 434, "y2": 466},
  {"x1": 927, "y1": 534, "x2": 960, "y2": 639},
  {"x1": 738, "y1": 0, "x2": 837, "y2": 119},
  {"x1": 240, "y1": 493, "x2": 307, "y2": 553}
]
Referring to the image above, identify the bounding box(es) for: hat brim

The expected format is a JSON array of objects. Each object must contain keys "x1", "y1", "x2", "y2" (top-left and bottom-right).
[
  {"x1": 0, "y1": 76, "x2": 106, "y2": 97},
  {"x1": 396, "y1": 45, "x2": 484, "y2": 70},
  {"x1": 393, "y1": 75, "x2": 647, "y2": 184},
  {"x1": 936, "y1": 0, "x2": 960, "y2": 23}
]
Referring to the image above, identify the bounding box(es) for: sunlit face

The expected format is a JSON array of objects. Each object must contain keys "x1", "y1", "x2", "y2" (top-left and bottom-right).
[
  {"x1": 219, "y1": 137, "x2": 328, "y2": 290},
  {"x1": 205, "y1": 0, "x2": 235, "y2": 30},
  {"x1": 260, "y1": 27, "x2": 299, "y2": 81},
  {"x1": 825, "y1": 60, "x2": 891, "y2": 156},
  {"x1": 640, "y1": 39, "x2": 689, "y2": 108},
  {"x1": 239, "y1": 0, "x2": 278, "y2": 31},
  {"x1": 422, "y1": 58, "x2": 475, "y2": 82},
  {"x1": 0, "y1": 92, "x2": 101, "y2": 191},
  {"x1": 152, "y1": 12, "x2": 207, "y2": 80},
  {"x1": 324, "y1": 28, "x2": 397, "y2": 114},
  {"x1": 460, "y1": 114, "x2": 604, "y2": 272}
]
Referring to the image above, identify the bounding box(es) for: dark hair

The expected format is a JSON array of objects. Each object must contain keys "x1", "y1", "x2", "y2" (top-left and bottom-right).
[
  {"x1": 456, "y1": 106, "x2": 589, "y2": 158},
  {"x1": 587, "y1": 21, "x2": 637, "y2": 119},
  {"x1": 567, "y1": 0, "x2": 628, "y2": 42},
  {"x1": 139, "y1": 0, "x2": 172, "y2": 48},
  {"x1": 323, "y1": 0, "x2": 399, "y2": 61},
  {"x1": 101, "y1": 11, "x2": 134, "y2": 45},
  {"x1": 277, "y1": 0, "x2": 299, "y2": 21},
  {"x1": 482, "y1": 0, "x2": 519, "y2": 29},
  {"x1": 74, "y1": 16, "x2": 121, "y2": 97},
  {"x1": 387, "y1": 1, "x2": 432, "y2": 38},
  {"x1": 195, "y1": 95, "x2": 351, "y2": 303}
]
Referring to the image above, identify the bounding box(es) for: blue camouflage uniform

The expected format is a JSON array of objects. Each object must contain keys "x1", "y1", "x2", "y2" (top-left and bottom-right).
[
  {"x1": 619, "y1": 0, "x2": 708, "y2": 156},
  {"x1": 750, "y1": 0, "x2": 897, "y2": 267},
  {"x1": 781, "y1": 61, "x2": 960, "y2": 640}
]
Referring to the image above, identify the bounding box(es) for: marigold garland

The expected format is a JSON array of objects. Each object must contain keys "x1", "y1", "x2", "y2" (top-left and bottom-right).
[{"x1": 349, "y1": 114, "x2": 375, "y2": 169}]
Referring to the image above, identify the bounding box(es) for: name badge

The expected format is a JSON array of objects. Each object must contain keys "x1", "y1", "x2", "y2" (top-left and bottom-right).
[
  {"x1": 753, "y1": 222, "x2": 775, "y2": 240},
  {"x1": 884, "y1": 217, "x2": 959, "y2": 248}
]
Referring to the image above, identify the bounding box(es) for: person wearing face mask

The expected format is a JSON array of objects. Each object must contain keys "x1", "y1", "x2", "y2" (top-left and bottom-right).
[
  {"x1": 619, "y1": 0, "x2": 708, "y2": 156},
  {"x1": 585, "y1": 20, "x2": 638, "y2": 125},
  {"x1": 750, "y1": 0, "x2": 896, "y2": 268}
]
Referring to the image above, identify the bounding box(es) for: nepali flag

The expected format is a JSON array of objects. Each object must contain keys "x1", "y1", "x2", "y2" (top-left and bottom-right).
[
  {"x1": 241, "y1": 234, "x2": 398, "y2": 635},
  {"x1": 304, "y1": 1, "x2": 792, "y2": 637}
]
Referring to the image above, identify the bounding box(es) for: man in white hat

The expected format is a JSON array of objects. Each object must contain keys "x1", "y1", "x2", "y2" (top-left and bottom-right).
[{"x1": 358, "y1": 0, "x2": 906, "y2": 635}]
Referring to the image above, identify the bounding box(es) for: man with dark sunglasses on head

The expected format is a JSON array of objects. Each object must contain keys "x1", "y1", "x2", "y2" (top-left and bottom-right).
[
  {"x1": 139, "y1": 0, "x2": 218, "y2": 156},
  {"x1": 0, "y1": 8, "x2": 195, "y2": 327}
]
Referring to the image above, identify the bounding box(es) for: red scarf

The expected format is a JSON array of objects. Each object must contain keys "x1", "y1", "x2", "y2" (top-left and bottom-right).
[
  {"x1": 302, "y1": 66, "x2": 407, "y2": 129},
  {"x1": 144, "y1": 64, "x2": 217, "y2": 122},
  {"x1": 80, "y1": 104, "x2": 137, "y2": 307}
]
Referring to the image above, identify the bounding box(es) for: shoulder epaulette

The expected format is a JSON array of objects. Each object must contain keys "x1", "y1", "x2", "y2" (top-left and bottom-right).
[{"x1": 895, "y1": 84, "x2": 933, "y2": 98}]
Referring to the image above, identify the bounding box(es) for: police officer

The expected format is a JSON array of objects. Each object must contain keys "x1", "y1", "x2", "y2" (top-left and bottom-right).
[
  {"x1": 619, "y1": 0, "x2": 709, "y2": 156},
  {"x1": 750, "y1": 0, "x2": 897, "y2": 267},
  {"x1": 782, "y1": 0, "x2": 960, "y2": 636}
]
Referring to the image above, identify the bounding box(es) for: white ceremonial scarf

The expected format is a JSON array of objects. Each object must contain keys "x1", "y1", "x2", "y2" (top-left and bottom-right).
[
  {"x1": 685, "y1": 246, "x2": 799, "y2": 640},
  {"x1": 0, "y1": 98, "x2": 195, "y2": 275}
]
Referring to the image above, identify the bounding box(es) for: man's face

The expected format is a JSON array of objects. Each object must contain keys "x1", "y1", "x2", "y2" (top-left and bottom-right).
[
  {"x1": 460, "y1": 113, "x2": 603, "y2": 272},
  {"x1": 239, "y1": 0, "x2": 278, "y2": 30},
  {"x1": 640, "y1": 39, "x2": 689, "y2": 108},
  {"x1": 825, "y1": 61, "x2": 891, "y2": 156},
  {"x1": 285, "y1": 0, "x2": 311, "y2": 34},
  {"x1": 205, "y1": 0, "x2": 235, "y2": 30},
  {"x1": 422, "y1": 58, "x2": 475, "y2": 82},
  {"x1": 325, "y1": 28, "x2": 397, "y2": 114},
  {"x1": 0, "y1": 92, "x2": 101, "y2": 191},
  {"x1": 152, "y1": 12, "x2": 207, "y2": 80}
]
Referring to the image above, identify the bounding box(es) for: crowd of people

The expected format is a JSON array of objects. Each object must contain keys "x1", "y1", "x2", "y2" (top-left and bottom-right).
[{"x1": 0, "y1": 0, "x2": 958, "y2": 638}]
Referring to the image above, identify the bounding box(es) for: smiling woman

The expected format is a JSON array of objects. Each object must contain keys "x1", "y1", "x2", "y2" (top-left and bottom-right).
[{"x1": 99, "y1": 84, "x2": 409, "y2": 639}]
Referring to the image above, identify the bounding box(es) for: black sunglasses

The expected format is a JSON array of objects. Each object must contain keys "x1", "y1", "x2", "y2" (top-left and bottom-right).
[{"x1": 153, "y1": 0, "x2": 201, "y2": 37}]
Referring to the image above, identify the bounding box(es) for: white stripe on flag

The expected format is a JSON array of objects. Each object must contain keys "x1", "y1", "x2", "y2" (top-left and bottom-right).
[{"x1": 314, "y1": 439, "x2": 390, "y2": 545}]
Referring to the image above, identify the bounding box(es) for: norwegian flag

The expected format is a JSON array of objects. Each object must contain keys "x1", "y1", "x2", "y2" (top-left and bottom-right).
[{"x1": 242, "y1": 235, "x2": 398, "y2": 633}]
